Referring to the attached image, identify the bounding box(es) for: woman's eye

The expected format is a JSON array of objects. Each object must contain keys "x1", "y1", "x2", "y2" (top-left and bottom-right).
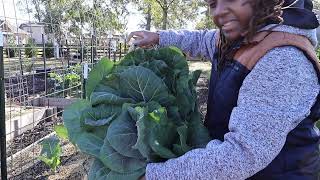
[{"x1": 209, "y1": 1, "x2": 216, "y2": 8}]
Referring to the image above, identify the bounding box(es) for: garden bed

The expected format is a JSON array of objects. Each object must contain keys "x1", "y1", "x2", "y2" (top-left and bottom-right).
[
  {"x1": 9, "y1": 141, "x2": 92, "y2": 180},
  {"x1": 6, "y1": 116, "x2": 62, "y2": 158}
]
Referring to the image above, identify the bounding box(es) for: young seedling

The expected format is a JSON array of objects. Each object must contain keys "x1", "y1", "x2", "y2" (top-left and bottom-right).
[{"x1": 38, "y1": 136, "x2": 62, "y2": 172}]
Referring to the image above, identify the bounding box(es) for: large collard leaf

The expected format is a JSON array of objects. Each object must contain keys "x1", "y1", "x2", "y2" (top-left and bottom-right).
[
  {"x1": 63, "y1": 99, "x2": 91, "y2": 143},
  {"x1": 90, "y1": 92, "x2": 135, "y2": 106},
  {"x1": 119, "y1": 48, "x2": 146, "y2": 66},
  {"x1": 139, "y1": 106, "x2": 178, "y2": 159},
  {"x1": 139, "y1": 60, "x2": 168, "y2": 78},
  {"x1": 81, "y1": 104, "x2": 121, "y2": 136},
  {"x1": 155, "y1": 47, "x2": 189, "y2": 72},
  {"x1": 132, "y1": 107, "x2": 156, "y2": 161},
  {"x1": 99, "y1": 137, "x2": 146, "y2": 173},
  {"x1": 89, "y1": 160, "x2": 145, "y2": 180},
  {"x1": 172, "y1": 125, "x2": 192, "y2": 156},
  {"x1": 89, "y1": 159, "x2": 110, "y2": 180},
  {"x1": 76, "y1": 132, "x2": 104, "y2": 158},
  {"x1": 100, "y1": 73, "x2": 121, "y2": 91},
  {"x1": 167, "y1": 106, "x2": 183, "y2": 124},
  {"x1": 187, "y1": 112, "x2": 211, "y2": 148},
  {"x1": 86, "y1": 58, "x2": 114, "y2": 98},
  {"x1": 140, "y1": 59, "x2": 177, "y2": 95},
  {"x1": 149, "y1": 125, "x2": 177, "y2": 159},
  {"x1": 175, "y1": 74, "x2": 196, "y2": 118},
  {"x1": 107, "y1": 106, "x2": 143, "y2": 159},
  {"x1": 93, "y1": 84, "x2": 120, "y2": 95},
  {"x1": 191, "y1": 70, "x2": 202, "y2": 86},
  {"x1": 119, "y1": 66, "x2": 174, "y2": 105},
  {"x1": 107, "y1": 168, "x2": 145, "y2": 180}
]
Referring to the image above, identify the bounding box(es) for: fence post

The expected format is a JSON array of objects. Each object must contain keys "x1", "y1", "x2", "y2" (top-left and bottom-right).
[
  {"x1": 91, "y1": 34, "x2": 94, "y2": 64},
  {"x1": 80, "y1": 39, "x2": 83, "y2": 63},
  {"x1": 124, "y1": 40, "x2": 127, "y2": 54},
  {"x1": 119, "y1": 43, "x2": 122, "y2": 60},
  {"x1": 82, "y1": 63, "x2": 88, "y2": 99},
  {"x1": 17, "y1": 35, "x2": 23, "y2": 76},
  {"x1": 0, "y1": 31, "x2": 8, "y2": 180},
  {"x1": 42, "y1": 34, "x2": 47, "y2": 95},
  {"x1": 66, "y1": 39, "x2": 70, "y2": 68},
  {"x1": 108, "y1": 40, "x2": 111, "y2": 59}
]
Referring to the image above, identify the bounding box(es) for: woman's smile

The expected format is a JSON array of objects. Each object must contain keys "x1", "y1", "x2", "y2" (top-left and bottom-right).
[{"x1": 221, "y1": 20, "x2": 238, "y2": 32}]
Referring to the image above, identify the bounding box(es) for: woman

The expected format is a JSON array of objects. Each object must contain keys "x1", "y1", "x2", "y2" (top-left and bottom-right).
[{"x1": 128, "y1": 0, "x2": 320, "y2": 179}]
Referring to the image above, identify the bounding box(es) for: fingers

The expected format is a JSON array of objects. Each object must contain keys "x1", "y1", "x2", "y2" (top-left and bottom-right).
[
  {"x1": 127, "y1": 30, "x2": 158, "y2": 48},
  {"x1": 127, "y1": 31, "x2": 145, "y2": 43},
  {"x1": 132, "y1": 38, "x2": 150, "y2": 47}
]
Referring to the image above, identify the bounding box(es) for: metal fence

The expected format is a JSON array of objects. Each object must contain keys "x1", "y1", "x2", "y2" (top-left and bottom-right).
[{"x1": 0, "y1": 1, "x2": 129, "y2": 179}]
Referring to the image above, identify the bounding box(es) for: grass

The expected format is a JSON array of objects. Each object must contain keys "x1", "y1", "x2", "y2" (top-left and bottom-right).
[{"x1": 188, "y1": 60, "x2": 211, "y2": 79}]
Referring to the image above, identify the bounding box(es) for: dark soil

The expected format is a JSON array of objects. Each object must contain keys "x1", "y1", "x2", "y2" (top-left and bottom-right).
[
  {"x1": 9, "y1": 142, "x2": 92, "y2": 180},
  {"x1": 196, "y1": 76, "x2": 209, "y2": 119},
  {"x1": 6, "y1": 117, "x2": 62, "y2": 157}
]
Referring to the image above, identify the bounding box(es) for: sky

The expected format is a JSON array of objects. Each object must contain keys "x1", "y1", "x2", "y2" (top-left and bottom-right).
[
  {"x1": 0, "y1": 0, "x2": 27, "y2": 26},
  {"x1": 0, "y1": 0, "x2": 198, "y2": 34},
  {"x1": 0, "y1": 0, "x2": 151, "y2": 33}
]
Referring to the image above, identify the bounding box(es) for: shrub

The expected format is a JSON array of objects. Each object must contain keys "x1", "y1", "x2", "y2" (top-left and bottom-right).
[
  {"x1": 25, "y1": 40, "x2": 38, "y2": 58},
  {"x1": 44, "y1": 43, "x2": 55, "y2": 58}
]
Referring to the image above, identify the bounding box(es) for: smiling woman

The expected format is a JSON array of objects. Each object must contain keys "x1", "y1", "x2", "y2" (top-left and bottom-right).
[{"x1": 127, "y1": 0, "x2": 320, "y2": 179}]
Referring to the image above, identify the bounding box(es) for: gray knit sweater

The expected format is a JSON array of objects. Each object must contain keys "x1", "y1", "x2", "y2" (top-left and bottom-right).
[{"x1": 145, "y1": 25, "x2": 320, "y2": 180}]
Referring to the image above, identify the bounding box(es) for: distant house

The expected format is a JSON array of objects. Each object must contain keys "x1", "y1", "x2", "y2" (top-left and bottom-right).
[
  {"x1": 0, "y1": 20, "x2": 30, "y2": 45},
  {"x1": 19, "y1": 22, "x2": 48, "y2": 44}
]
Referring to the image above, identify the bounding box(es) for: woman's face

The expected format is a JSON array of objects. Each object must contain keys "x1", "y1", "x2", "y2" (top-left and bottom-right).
[{"x1": 208, "y1": 0, "x2": 254, "y2": 41}]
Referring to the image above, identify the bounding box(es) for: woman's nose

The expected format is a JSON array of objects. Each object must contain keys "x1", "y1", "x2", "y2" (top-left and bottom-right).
[{"x1": 213, "y1": 1, "x2": 228, "y2": 17}]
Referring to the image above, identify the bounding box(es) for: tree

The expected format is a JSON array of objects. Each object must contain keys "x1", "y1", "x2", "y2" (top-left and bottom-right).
[
  {"x1": 195, "y1": 1, "x2": 215, "y2": 30},
  {"x1": 17, "y1": 0, "x2": 130, "y2": 40},
  {"x1": 314, "y1": 0, "x2": 320, "y2": 10},
  {"x1": 133, "y1": 0, "x2": 200, "y2": 30}
]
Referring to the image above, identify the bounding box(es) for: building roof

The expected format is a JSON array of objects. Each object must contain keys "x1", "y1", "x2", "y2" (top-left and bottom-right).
[
  {"x1": 19, "y1": 22, "x2": 46, "y2": 29},
  {"x1": 0, "y1": 19, "x2": 30, "y2": 35}
]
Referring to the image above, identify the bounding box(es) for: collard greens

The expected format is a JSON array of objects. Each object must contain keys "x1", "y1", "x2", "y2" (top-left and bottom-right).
[{"x1": 63, "y1": 47, "x2": 211, "y2": 180}]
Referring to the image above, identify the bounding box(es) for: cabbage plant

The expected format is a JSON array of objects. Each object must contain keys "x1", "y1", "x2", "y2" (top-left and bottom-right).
[{"x1": 63, "y1": 47, "x2": 211, "y2": 180}]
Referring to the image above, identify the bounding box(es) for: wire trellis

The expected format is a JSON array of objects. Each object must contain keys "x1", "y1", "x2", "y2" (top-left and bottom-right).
[{"x1": 0, "y1": 0, "x2": 129, "y2": 179}]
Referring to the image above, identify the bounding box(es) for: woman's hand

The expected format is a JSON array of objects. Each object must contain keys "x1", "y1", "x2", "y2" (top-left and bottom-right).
[
  {"x1": 140, "y1": 175, "x2": 146, "y2": 180},
  {"x1": 127, "y1": 30, "x2": 159, "y2": 48}
]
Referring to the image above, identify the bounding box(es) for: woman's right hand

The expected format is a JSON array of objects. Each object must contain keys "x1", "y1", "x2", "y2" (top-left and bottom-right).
[{"x1": 127, "y1": 30, "x2": 160, "y2": 48}]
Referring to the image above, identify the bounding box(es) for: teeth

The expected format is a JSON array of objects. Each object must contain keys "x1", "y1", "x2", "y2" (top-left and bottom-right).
[{"x1": 223, "y1": 21, "x2": 233, "y2": 27}]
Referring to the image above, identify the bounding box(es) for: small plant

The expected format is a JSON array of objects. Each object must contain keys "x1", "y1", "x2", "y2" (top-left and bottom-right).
[
  {"x1": 6, "y1": 35, "x2": 17, "y2": 58},
  {"x1": 64, "y1": 73, "x2": 81, "y2": 88},
  {"x1": 44, "y1": 42, "x2": 55, "y2": 58},
  {"x1": 23, "y1": 59, "x2": 35, "y2": 72},
  {"x1": 25, "y1": 39, "x2": 38, "y2": 58},
  {"x1": 54, "y1": 124, "x2": 69, "y2": 140},
  {"x1": 38, "y1": 136, "x2": 62, "y2": 172},
  {"x1": 49, "y1": 65, "x2": 81, "y2": 96}
]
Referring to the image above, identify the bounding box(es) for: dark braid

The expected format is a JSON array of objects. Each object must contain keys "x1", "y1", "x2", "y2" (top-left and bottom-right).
[{"x1": 217, "y1": 0, "x2": 284, "y2": 72}]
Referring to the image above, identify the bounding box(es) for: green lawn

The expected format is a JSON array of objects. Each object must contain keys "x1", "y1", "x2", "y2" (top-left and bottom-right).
[{"x1": 188, "y1": 60, "x2": 211, "y2": 78}]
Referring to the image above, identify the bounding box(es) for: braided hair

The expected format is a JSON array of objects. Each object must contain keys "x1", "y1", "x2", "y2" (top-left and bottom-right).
[{"x1": 217, "y1": 0, "x2": 284, "y2": 71}]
